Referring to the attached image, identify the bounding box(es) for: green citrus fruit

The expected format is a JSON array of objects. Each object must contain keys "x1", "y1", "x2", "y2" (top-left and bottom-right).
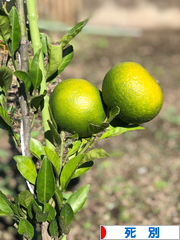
[
  {"x1": 102, "y1": 62, "x2": 163, "y2": 124},
  {"x1": 50, "y1": 78, "x2": 106, "y2": 137}
]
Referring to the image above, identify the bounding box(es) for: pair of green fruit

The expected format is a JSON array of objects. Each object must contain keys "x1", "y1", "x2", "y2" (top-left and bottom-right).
[{"x1": 50, "y1": 62, "x2": 163, "y2": 138}]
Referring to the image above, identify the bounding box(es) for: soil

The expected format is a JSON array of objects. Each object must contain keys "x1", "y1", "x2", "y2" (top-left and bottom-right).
[{"x1": 1, "y1": 1, "x2": 180, "y2": 240}]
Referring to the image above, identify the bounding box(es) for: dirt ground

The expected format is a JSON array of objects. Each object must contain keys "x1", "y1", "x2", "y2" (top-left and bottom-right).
[{"x1": 1, "y1": 1, "x2": 180, "y2": 240}]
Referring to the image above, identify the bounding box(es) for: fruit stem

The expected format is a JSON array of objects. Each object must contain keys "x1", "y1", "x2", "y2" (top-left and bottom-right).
[{"x1": 26, "y1": 0, "x2": 55, "y2": 150}]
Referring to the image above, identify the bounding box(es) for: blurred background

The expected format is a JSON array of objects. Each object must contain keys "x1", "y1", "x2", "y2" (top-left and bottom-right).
[{"x1": 0, "y1": 0, "x2": 180, "y2": 239}]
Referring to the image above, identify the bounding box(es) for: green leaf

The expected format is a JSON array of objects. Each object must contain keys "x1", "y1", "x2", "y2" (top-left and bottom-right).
[
  {"x1": 67, "y1": 185, "x2": 90, "y2": 214},
  {"x1": 36, "y1": 157, "x2": 55, "y2": 204},
  {"x1": 14, "y1": 155, "x2": 37, "y2": 185},
  {"x1": 14, "y1": 70, "x2": 31, "y2": 95},
  {"x1": 60, "y1": 19, "x2": 88, "y2": 48},
  {"x1": 18, "y1": 219, "x2": 34, "y2": 240},
  {"x1": 107, "y1": 106, "x2": 120, "y2": 123},
  {"x1": 58, "y1": 45, "x2": 73, "y2": 75},
  {"x1": 72, "y1": 161, "x2": 94, "y2": 179},
  {"x1": 54, "y1": 186, "x2": 63, "y2": 211},
  {"x1": 99, "y1": 124, "x2": 144, "y2": 140},
  {"x1": 82, "y1": 148, "x2": 110, "y2": 164},
  {"x1": 35, "y1": 211, "x2": 49, "y2": 223},
  {"x1": 44, "y1": 146, "x2": 60, "y2": 175},
  {"x1": 49, "y1": 219, "x2": 59, "y2": 238},
  {"x1": 0, "y1": 9, "x2": 10, "y2": 44},
  {"x1": 90, "y1": 122, "x2": 109, "y2": 134},
  {"x1": 45, "y1": 203, "x2": 56, "y2": 222},
  {"x1": 29, "y1": 48, "x2": 42, "y2": 91},
  {"x1": 46, "y1": 45, "x2": 73, "y2": 82},
  {"x1": 46, "y1": 42, "x2": 62, "y2": 79},
  {"x1": 0, "y1": 66, "x2": 13, "y2": 95},
  {"x1": 18, "y1": 191, "x2": 34, "y2": 209},
  {"x1": 47, "y1": 120, "x2": 61, "y2": 147},
  {"x1": 0, "y1": 210, "x2": 11, "y2": 216},
  {"x1": 0, "y1": 190, "x2": 13, "y2": 215},
  {"x1": 31, "y1": 90, "x2": 47, "y2": 110},
  {"x1": 30, "y1": 138, "x2": 45, "y2": 161},
  {"x1": 9, "y1": 7, "x2": 21, "y2": 54},
  {"x1": 60, "y1": 154, "x2": 84, "y2": 191},
  {"x1": 0, "y1": 105, "x2": 12, "y2": 129},
  {"x1": 40, "y1": 33, "x2": 48, "y2": 57},
  {"x1": 66, "y1": 140, "x2": 81, "y2": 158},
  {"x1": 60, "y1": 203, "x2": 74, "y2": 226}
]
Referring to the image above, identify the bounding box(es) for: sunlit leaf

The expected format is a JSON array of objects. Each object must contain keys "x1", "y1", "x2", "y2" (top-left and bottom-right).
[
  {"x1": 0, "y1": 190, "x2": 13, "y2": 215},
  {"x1": 0, "y1": 9, "x2": 10, "y2": 44},
  {"x1": 72, "y1": 161, "x2": 94, "y2": 179},
  {"x1": 18, "y1": 190, "x2": 34, "y2": 209},
  {"x1": 81, "y1": 148, "x2": 109, "y2": 164},
  {"x1": 9, "y1": 7, "x2": 21, "y2": 54},
  {"x1": 14, "y1": 70, "x2": 31, "y2": 94},
  {"x1": 30, "y1": 138, "x2": 45, "y2": 161},
  {"x1": 66, "y1": 140, "x2": 81, "y2": 158},
  {"x1": 29, "y1": 48, "x2": 42, "y2": 91},
  {"x1": 44, "y1": 146, "x2": 60, "y2": 175},
  {"x1": 46, "y1": 42, "x2": 62, "y2": 79},
  {"x1": 60, "y1": 19, "x2": 88, "y2": 48},
  {"x1": 36, "y1": 157, "x2": 55, "y2": 204},
  {"x1": 67, "y1": 185, "x2": 90, "y2": 214},
  {"x1": 99, "y1": 124, "x2": 144, "y2": 140},
  {"x1": 60, "y1": 154, "x2": 84, "y2": 191},
  {"x1": 40, "y1": 33, "x2": 48, "y2": 57},
  {"x1": 14, "y1": 156, "x2": 37, "y2": 185}
]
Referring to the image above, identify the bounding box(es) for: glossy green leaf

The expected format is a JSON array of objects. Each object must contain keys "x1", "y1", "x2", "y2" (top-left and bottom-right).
[
  {"x1": 30, "y1": 138, "x2": 45, "y2": 161},
  {"x1": 35, "y1": 211, "x2": 49, "y2": 223},
  {"x1": 40, "y1": 33, "x2": 48, "y2": 57},
  {"x1": 18, "y1": 219, "x2": 34, "y2": 240},
  {"x1": 72, "y1": 161, "x2": 94, "y2": 179},
  {"x1": 36, "y1": 157, "x2": 55, "y2": 204},
  {"x1": 0, "y1": 105, "x2": 12, "y2": 127},
  {"x1": 9, "y1": 7, "x2": 21, "y2": 54},
  {"x1": 90, "y1": 122, "x2": 109, "y2": 134},
  {"x1": 18, "y1": 190, "x2": 34, "y2": 209},
  {"x1": 0, "y1": 210, "x2": 11, "y2": 216},
  {"x1": 14, "y1": 156, "x2": 37, "y2": 185},
  {"x1": 0, "y1": 190, "x2": 13, "y2": 215},
  {"x1": 9, "y1": 203, "x2": 20, "y2": 217},
  {"x1": 44, "y1": 146, "x2": 60, "y2": 175},
  {"x1": 66, "y1": 140, "x2": 81, "y2": 158},
  {"x1": 99, "y1": 124, "x2": 144, "y2": 140},
  {"x1": 14, "y1": 70, "x2": 32, "y2": 95},
  {"x1": 0, "y1": 9, "x2": 10, "y2": 44},
  {"x1": 46, "y1": 42, "x2": 62, "y2": 79},
  {"x1": 60, "y1": 19, "x2": 88, "y2": 48},
  {"x1": 67, "y1": 185, "x2": 90, "y2": 214},
  {"x1": 46, "y1": 45, "x2": 73, "y2": 82},
  {"x1": 45, "y1": 203, "x2": 56, "y2": 222},
  {"x1": 60, "y1": 154, "x2": 84, "y2": 191},
  {"x1": 47, "y1": 120, "x2": 61, "y2": 147},
  {"x1": 57, "y1": 45, "x2": 73, "y2": 75},
  {"x1": 82, "y1": 148, "x2": 109, "y2": 164},
  {"x1": 31, "y1": 90, "x2": 47, "y2": 110},
  {"x1": 107, "y1": 106, "x2": 120, "y2": 123},
  {"x1": 0, "y1": 66, "x2": 13, "y2": 95},
  {"x1": 60, "y1": 203, "x2": 74, "y2": 226},
  {"x1": 54, "y1": 186, "x2": 63, "y2": 211},
  {"x1": 49, "y1": 219, "x2": 59, "y2": 238},
  {"x1": 29, "y1": 48, "x2": 42, "y2": 91}
]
